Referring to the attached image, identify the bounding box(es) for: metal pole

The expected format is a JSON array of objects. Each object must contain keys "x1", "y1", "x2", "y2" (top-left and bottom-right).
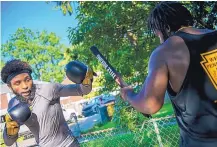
[{"x1": 152, "y1": 119, "x2": 163, "y2": 147}]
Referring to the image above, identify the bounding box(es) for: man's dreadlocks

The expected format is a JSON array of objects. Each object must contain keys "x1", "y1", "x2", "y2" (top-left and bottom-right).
[{"x1": 147, "y1": 2, "x2": 194, "y2": 40}]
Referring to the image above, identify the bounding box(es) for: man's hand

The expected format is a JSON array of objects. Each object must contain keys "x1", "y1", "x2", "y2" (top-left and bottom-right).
[
  {"x1": 5, "y1": 114, "x2": 19, "y2": 136},
  {"x1": 120, "y1": 86, "x2": 134, "y2": 101},
  {"x1": 115, "y1": 75, "x2": 134, "y2": 101}
]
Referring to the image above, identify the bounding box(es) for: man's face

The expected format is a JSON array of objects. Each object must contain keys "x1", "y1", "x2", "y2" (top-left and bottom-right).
[{"x1": 8, "y1": 73, "x2": 33, "y2": 99}]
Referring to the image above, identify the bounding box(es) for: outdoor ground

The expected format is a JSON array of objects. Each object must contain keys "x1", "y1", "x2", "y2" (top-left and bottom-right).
[{"x1": 0, "y1": 103, "x2": 175, "y2": 147}]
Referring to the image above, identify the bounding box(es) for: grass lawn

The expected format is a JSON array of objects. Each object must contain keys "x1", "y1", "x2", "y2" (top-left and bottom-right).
[
  {"x1": 82, "y1": 103, "x2": 175, "y2": 134},
  {"x1": 0, "y1": 103, "x2": 176, "y2": 147},
  {"x1": 0, "y1": 132, "x2": 5, "y2": 147},
  {"x1": 81, "y1": 132, "x2": 135, "y2": 147},
  {"x1": 81, "y1": 121, "x2": 116, "y2": 134},
  {"x1": 80, "y1": 103, "x2": 179, "y2": 147},
  {"x1": 153, "y1": 103, "x2": 174, "y2": 118},
  {"x1": 81, "y1": 123, "x2": 179, "y2": 147}
]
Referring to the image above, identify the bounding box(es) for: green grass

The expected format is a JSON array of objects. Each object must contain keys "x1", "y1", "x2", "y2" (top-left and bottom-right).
[
  {"x1": 93, "y1": 121, "x2": 116, "y2": 131},
  {"x1": 0, "y1": 132, "x2": 6, "y2": 147},
  {"x1": 0, "y1": 103, "x2": 176, "y2": 147},
  {"x1": 81, "y1": 132, "x2": 135, "y2": 147},
  {"x1": 153, "y1": 103, "x2": 174, "y2": 118},
  {"x1": 81, "y1": 124, "x2": 180, "y2": 147},
  {"x1": 81, "y1": 121, "x2": 116, "y2": 134},
  {"x1": 82, "y1": 103, "x2": 175, "y2": 134},
  {"x1": 80, "y1": 103, "x2": 179, "y2": 147}
]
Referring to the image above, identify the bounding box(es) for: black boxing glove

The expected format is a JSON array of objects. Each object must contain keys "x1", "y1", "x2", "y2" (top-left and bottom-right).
[
  {"x1": 8, "y1": 103, "x2": 32, "y2": 124},
  {"x1": 4, "y1": 103, "x2": 31, "y2": 136},
  {"x1": 65, "y1": 60, "x2": 96, "y2": 84}
]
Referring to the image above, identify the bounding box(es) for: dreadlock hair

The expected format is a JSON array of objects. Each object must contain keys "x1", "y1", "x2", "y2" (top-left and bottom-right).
[
  {"x1": 1, "y1": 59, "x2": 32, "y2": 84},
  {"x1": 147, "y1": 1, "x2": 193, "y2": 40}
]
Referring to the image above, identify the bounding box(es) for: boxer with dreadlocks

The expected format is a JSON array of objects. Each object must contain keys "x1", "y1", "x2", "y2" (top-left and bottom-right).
[
  {"x1": 118, "y1": 2, "x2": 217, "y2": 147},
  {"x1": 1, "y1": 59, "x2": 94, "y2": 147}
]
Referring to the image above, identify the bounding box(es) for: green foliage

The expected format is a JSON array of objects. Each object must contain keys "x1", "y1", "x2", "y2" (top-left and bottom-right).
[
  {"x1": 63, "y1": 1, "x2": 158, "y2": 129},
  {"x1": 54, "y1": 1, "x2": 217, "y2": 95},
  {"x1": 80, "y1": 122, "x2": 179, "y2": 147},
  {"x1": 183, "y1": 1, "x2": 217, "y2": 29},
  {"x1": 112, "y1": 95, "x2": 148, "y2": 131},
  {"x1": 0, "y1": 60, "x2": 5, "y2": 70},
  {"x1": 67, "y1": 2, "x2": 159, "y2": 93},
  {"x1": 47, "y1": 1, "x2": 73, "y2": 16},
  {"x1": 152, "y1": 103, "x2": 174, "y2": 118},
  {"x1": 0, "y1": 60, "x2": 5, "y2": 83},
  {"x1": 81, "y1": 133, "x2": 135, "y2": 147},
  {"x1": 81, "y1": 121, "x2": 116, "y2": 134},
  {"x1": 1, "y1": 28, "x2": 67, "y2": 82},
  {"x1": 112, "y1": 94, "x2": 174, "y2": 130},
  {"x1": 46, "y1": 1, "x2": 217, "y2": 129}
]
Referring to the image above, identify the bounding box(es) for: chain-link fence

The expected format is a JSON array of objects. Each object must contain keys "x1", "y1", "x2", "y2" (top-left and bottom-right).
[
  {"x1": 2, "y1": 115, "x2": 179, "y2": 147},
  {"x1": 78, "y1": 116, "x2": 180, "y2": 147}
]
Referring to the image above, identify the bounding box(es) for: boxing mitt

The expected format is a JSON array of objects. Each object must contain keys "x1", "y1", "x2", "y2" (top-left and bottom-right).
[
  {"x1": 65, "y1": 60, "x2": 96, "y2": 84},
  {"x1": 4, "y1": 103, "x2": 31, "y2": 136},
  {"x1": 8, "y1": 103, "x2": 31, "y2": 124}
]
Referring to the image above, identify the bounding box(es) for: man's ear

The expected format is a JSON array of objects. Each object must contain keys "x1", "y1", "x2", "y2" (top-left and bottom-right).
[
  {"x1": 166, "y1": 25, "x2": 176, "y2": 36},
  {"x1": 166, "y1": 25, "x2": 171, "y2": 34}
]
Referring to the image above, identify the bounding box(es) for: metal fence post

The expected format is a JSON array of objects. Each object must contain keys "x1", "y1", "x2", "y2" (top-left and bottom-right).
[
  {"x1": 152, "y1": 118, "x2": 164, "y2": 147},
  {"x1": 96, "y1": 106, "x2": 102, "y2": 124}
]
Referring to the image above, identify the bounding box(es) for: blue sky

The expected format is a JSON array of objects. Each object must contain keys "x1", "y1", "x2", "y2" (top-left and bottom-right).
[{"x1": 1, "y1": 1, "x2": 79, "y2": 46}]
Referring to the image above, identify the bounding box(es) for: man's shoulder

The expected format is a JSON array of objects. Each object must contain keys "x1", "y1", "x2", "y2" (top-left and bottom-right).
[
  {"x1": 165, "y1": 35, "x2": 185, "y2": 47},
  {"x1": 34, "y1": 83, "x2": 63, "y2": 101},
  {"x1": 37, "y1": 83, "x2": 61, "y2": 89},
  {"x1": 157, "y1": 36, "x2": 187, "y2": 55},
  {"x1": 151, "y1": 44, "x2": 169, "y2": 57},
  {"x1": 151, "y1": 36, "x2": 186, "y2": 62},
  {"x1": 36, "y1": 83, "x2": 62, "y2": 95}
]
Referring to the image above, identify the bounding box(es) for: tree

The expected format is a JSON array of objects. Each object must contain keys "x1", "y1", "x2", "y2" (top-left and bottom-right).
[
  {"x1": 53, "y1": 1, "x2": 216, "y2": 92},
  {"x1": 1, "y1": 28, "x2": 67, "y2": 82},
  {"x1": 66, "y1": 1, "x2": 217, "y2": 92},
  {"x1": 184, "y1": 1, "x2": 217, "y2": 29},
  {"x1": 64, "y1": 2, "x2": 159, "y2": 129},
  {"x1": 67, "y1": 2, "x2": 159, "y2": 91},
  {"x1": 0, "y1": 60, "x2": 5, "y2": 83},
  {"x1": 52, "y1": 1, "x2": 217, "y2": 129},
  {"x1": 0, "y1": 60, "x2": 5, "y2": 70},
  {"x1": 47, "y1": 1, "x2": 73, "y2": 16}
]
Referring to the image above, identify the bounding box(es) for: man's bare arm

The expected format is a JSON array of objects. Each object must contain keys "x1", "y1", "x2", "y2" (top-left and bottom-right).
[{"x1": 121, "y1": 47, "x2": 168, "y2": 114}]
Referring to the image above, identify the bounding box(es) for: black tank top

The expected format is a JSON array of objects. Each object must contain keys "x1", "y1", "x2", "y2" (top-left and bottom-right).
[{"x1": 167, "y1": 30, "x2": 217, "y2": 139}]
